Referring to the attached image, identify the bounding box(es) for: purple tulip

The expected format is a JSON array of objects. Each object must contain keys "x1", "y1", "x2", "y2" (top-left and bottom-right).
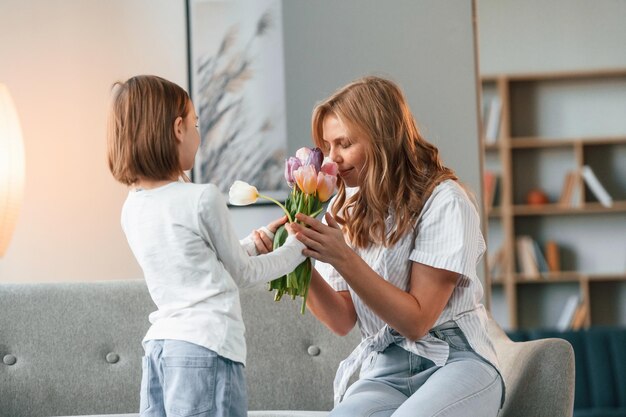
[
  {"x1": 306, "y1": 147, "x2": 323, "y2": 172},
  {"x1": 284, "y1": 156, "x2": 302, "y2": 187}
]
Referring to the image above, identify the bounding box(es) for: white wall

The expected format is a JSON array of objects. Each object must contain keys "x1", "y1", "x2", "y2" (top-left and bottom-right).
[{"x1": 0, "y1": 0, "x2": 186, "y2": 282}]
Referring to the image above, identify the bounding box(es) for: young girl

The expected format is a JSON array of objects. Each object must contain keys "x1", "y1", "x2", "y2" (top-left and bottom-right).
[
  {"x1": 291, "y1": 76, "x2": 505, "y2": 417},
  {"x1": 107, "y1": 75, "x2": 305, "y2": 417}
]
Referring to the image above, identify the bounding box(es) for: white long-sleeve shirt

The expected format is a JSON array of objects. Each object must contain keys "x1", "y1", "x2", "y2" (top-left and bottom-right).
[{"x1": 121, "y1": 181, "x2": 305, "y2": 364}]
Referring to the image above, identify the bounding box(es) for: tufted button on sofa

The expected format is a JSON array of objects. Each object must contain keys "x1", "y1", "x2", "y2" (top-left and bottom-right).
[{"x1": 0, "y1": 280, "x2": 574, "y2": 417}]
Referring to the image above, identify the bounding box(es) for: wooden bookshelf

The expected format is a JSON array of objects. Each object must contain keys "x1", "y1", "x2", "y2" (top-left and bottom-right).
[{"x1": 481, "y1": 69, "x2": 626, "y2": 330}]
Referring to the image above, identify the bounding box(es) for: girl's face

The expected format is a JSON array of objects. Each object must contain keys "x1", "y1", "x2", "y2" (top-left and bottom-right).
[
  {"x1": 321, "y1": 114, "x2": 368, "y2": 188},
  {"x1": 177, "y1": 100, "x2": 201, "y2": 171}
]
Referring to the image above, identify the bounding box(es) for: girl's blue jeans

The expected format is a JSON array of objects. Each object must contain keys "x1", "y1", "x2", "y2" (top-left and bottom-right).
[
  {"x1": 140, "y1": 339, "x2": 247, "y2": 417},
  {"x1": 331, "y1": 326, "x2": 503, "y2": 417}
]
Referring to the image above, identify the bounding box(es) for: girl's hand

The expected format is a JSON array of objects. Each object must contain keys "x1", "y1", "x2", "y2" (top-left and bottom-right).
[
  {"x1": 251, "y1": 230, "x2": 273, "y2": 254},
  {"x1": 292, "y1": 212, "x2": 351, "y2": 268},
  {"x1": 252, "y1": 215, "x2": 288, "y2": 254},
  {"x1": 267, "y1": 215, "x2": 288, "y2": 233}
]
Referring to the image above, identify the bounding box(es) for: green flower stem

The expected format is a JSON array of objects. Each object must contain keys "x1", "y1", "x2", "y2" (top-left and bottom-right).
[
  {"x1": 258, "y1": 194, "x2": 293, "y2": 223},
  {"x1": 310, "y1": 207, "x2": 324, "y2": 218}
]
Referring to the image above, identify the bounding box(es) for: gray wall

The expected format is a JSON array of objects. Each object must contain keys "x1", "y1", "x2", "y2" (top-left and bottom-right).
[
  {"x1": 478, "y1": 0, "x2": 626, "y2": 74},
  {"x1": 282, "y1": 0, "x2": 481, "y2": 194},
  {"x1": 232, "y1": 0, "x2": 483, "y2": 257}
]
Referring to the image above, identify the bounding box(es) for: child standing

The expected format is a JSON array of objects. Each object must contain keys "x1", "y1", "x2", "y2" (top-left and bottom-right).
[{"x1": 107, "y1": 75, "x2": 305, "y2": 417}]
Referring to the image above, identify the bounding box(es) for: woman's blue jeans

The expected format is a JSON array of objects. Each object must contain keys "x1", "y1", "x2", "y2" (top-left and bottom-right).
[{"x1": 330, "y1": 327, "x2": 503, "y2": 417}]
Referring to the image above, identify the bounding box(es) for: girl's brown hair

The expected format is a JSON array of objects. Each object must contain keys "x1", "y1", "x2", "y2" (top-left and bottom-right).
[
  {"x1": 312, "y1": 76, "x2": 457, "y2": 248},
  {"x1": 107, "y1": 75, "x2": 190, "y2": 185}
]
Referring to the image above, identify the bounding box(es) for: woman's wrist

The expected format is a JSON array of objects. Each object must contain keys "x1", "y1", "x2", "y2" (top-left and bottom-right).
[{"x1": 333, "y1": 247, "x2": 359, "y2": 278}]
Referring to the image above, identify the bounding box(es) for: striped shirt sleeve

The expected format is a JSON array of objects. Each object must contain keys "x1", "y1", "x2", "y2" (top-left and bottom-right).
[{"x1": 409, "y1": 192, "x2": 483, "y2": 280}]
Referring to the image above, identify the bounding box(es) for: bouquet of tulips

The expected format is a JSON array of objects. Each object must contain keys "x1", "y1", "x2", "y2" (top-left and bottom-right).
[{"x1": 229, "y1": 147, "x2": 338, "y2": 313}]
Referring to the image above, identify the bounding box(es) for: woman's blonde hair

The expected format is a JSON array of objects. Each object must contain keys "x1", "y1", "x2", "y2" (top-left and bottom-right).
[
  {"x1": 107, "y1": 75, "x2": 190, "y2": 186},
  {"x1": 312, "y1": 76, "x2": 457, "y2": 248}
]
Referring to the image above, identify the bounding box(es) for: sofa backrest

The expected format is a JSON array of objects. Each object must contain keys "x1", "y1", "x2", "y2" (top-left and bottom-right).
[
  {"x1": 0, "y1": 280, "x2": 359, "y2": 417},
  {"x1": 240, "y1": 286, "x2": 360, "y2": 411},
  {"x1": 0, "y1": 280, "x2": 153, "y2": 417}
]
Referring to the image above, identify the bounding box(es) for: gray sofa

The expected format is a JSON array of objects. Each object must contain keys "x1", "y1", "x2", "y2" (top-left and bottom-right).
[{"x1": 0, "y1": 280, "x2": 575, "y2": 417}]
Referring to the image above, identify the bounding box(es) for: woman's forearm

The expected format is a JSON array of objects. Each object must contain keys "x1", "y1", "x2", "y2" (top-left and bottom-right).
[
  {"x1": 334, "y1": 251, "x2": 429, "y2": 340},
  {"x1": 306, "y1": 268, "x2": 356, "y2": 336}
]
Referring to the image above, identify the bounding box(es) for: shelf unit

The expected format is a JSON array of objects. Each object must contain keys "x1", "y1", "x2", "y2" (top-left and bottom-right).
[{"x1": 481, "y1": 69, "x2": 626, "y2": 330}]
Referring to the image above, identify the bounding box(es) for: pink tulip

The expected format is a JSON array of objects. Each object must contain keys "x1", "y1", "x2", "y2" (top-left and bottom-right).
[
  {"x1": 284, "y1": 157, "x2": 302, "y2": 187},
  {"x1": 293, "y1": 165, "x2": 317, "y2": 195},
  {"x1": 316, "y1": 172, "x2": 337, "y2": 202},
  {"x1": 320, "y1": 158, "x2": 339, "y2": 177},
  {"x1": 295, "y1": 147, "x2": 312, "y2": 165}
]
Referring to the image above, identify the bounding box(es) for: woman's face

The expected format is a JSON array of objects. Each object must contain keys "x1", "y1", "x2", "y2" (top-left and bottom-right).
[{"x1": 321, "y1": 114, "x2": 368, "y2": 188}]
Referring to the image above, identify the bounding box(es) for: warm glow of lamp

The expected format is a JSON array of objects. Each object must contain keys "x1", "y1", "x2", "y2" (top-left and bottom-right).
[{"x1": 0, "y1": 83, "x2": 25, "y2": 257}]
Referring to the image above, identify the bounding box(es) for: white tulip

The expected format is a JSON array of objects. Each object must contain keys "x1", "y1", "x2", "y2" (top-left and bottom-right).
[
  {"x1": 228, "y1": 180, "x2": 294, "y2": 223},
  {"x1": 228, "y1": 181, "x2": 259, "y2": 206}
]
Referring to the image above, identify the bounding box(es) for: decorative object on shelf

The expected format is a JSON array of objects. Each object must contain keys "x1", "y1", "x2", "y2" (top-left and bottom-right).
[
  {"x1": 525, "y1": 188, "x2": 549, "y2": 206},
  {"x1": 0, "y1": 83, "x2": 25, "y2": 257}
]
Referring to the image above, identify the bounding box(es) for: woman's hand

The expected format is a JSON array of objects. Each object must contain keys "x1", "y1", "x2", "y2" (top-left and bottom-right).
[
  {"x1": 252, "y1": 215, "x2": 288, "y2": 254},
  {"x1": 292, "y1": 212, "x2": 352, "y2": 268}
]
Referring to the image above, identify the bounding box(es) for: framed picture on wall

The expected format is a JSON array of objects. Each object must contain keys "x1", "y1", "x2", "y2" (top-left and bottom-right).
[{"x1": 186, "y1": 0, "x2": 289, "y2": 202}]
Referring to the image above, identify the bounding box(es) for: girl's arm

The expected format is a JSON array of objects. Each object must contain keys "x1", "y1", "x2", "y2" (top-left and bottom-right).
[
  {"x1": 293, "y1": 212, "x2": 457, "y2": 341},
  {"x1": 198, "y1": 185, "x2": 305, "y2": 287},
  {"x1": 304, "y1": 268, "x2": 357, "y2": 336}
]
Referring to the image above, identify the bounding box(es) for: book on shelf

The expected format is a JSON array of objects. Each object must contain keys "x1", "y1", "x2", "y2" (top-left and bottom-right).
[
  {"x1": 531, "y1": 239, "x2": 549, "y2": 274},
  {"x1": 483, "y1": 171, "x2": 499, "y2": 211},
  {"x1": 570, "y1": 301, "x2": 588, "y2": 330},
  {"x1": 558, "y1": 170, "x2": 581, "y2": 207},
  {"x1": 581, "y1": 165, "x2": 613, "y2": 208},
  {"x1": 544, "y1": 240, "x2": 560, "y2": 273},
  {"x1": 484, "y1": 97, "x2": 501, "y2": 144},
  {"x1": 488, "y1": 246, "x2": 505, "y2": 278},
  {"x1": 556, "y1": 294, "x2": 581, "y2": 331},
  {"x1": 516, "y1": 235, "x2": 540, "y2": 279}
]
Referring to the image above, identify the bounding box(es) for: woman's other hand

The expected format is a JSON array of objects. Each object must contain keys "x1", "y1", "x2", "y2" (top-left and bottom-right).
[{"x1": 292, "y1": 212, "x2": 351, "y2": 268}]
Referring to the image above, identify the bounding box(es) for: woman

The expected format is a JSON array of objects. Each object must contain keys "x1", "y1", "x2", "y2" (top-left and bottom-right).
[{"x1": 291, "y1": 76, "x2": 504, "y2": 417}]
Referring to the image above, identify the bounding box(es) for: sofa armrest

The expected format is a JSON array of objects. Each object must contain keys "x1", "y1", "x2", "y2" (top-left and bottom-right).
[{"x1": 488, "y1": 319, "x2": 575, "y2": 417}]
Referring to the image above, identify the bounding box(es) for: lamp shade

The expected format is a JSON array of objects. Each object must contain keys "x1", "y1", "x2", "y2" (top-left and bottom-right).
[{"x1": 0, "y1": 83, "x2": 25, "y2": 257}]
